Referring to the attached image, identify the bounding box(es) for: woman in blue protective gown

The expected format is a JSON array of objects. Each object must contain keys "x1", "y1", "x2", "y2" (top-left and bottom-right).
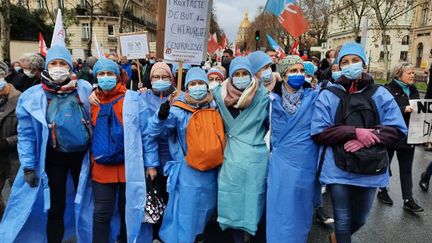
[
  {"x1": 266, "y1": 55, "x2": 319, "y2": 243},
  {"x1": 213, "y1": 57, "x2": 269, "y2": 242},
  {"x1": 76, "y1": 58, "x2": 152, "y2": 243},
  {"x1": 0, "y1": 45, "x2": 93, "y2": 242},
  {"x1": 311, "y1": 42, "x2": 407, "y2": 243},
  {"x1": 145, "y1": 67, "x2": 218, "y2": 243}
]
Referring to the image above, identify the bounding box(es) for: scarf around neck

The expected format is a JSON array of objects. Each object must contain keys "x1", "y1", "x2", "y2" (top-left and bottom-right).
[
  {"x1": 41, "y1": 70, "x2": 77, "y2": 94},
  {"x1": 281, "y1": 83, "x2": 303, "y2": 114},
  {"x1": 394, "y1": 79, "x2": 411, "y2": 96},
  {"x1": 222, "y1": 77, "x2": 259, "y2": 109},
  {"x1": 184, "y1": 91, "x2": 213, "y2": 108}
]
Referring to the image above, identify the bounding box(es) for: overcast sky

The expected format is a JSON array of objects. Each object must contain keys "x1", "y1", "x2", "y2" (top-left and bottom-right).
[{"x1": 213, "y1": 0, "x2": 267, "y2": 43}]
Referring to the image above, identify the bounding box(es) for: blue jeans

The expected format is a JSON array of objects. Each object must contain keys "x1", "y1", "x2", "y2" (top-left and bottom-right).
[
  {"x1": 92, "y1": 181, "x2": 126, "y2": 243},
  {"x1": 328, "y1": 184, "x2": 377, "y2": 243}
]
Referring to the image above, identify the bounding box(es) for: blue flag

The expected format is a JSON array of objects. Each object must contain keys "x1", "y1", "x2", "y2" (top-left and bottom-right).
[{"x1": 265, "y1": 0, "x2": 296, "y2": 16}]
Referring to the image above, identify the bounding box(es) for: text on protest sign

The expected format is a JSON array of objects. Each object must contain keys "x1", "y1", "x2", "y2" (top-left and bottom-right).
[
  {"x1": 164, "y1": 0, "x2": 211, "y2": 65},
  {"x1": 119, "y1": 32, "x2": 150, "y2": 60},
  {"x1": 408, "y1": 99, "x2": 432, "y2": 144}
]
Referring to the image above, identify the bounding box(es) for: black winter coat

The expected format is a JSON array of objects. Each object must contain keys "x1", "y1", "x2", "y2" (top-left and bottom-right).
[{"x1": 384, "y1": 80, "x2": 419, "y2": 148}]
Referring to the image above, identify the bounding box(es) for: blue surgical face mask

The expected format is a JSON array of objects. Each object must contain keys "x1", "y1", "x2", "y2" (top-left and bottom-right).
[
  {"x1": 260, "y1": 68, "x2": 272, "y2": 83},
  {"x1": 341, "y1": 62, "x2": 363, "y2": 80},
  {"x1": 232, "y1": 75, "x2": 251, "y2": 90},
  {"x1": 14, "y1": 67, "x2": 22, "y2": 72},
  {"x1": 98, "y1": 76, "x2": 117, "y2": 91},
  {"x1": 188, "y1": 84, "x2": 208, "y2": 100},
  {"x1": 313, "y1": 65, "x2": 318, "y2": 74},
  {"x1": 152, "y1": 79, "x2": 171, "y2": 92},
  {"x1": 149, "y1": 59, "x2": 156, "y2": 65},
  {"x1": 332, "y1": 71, "x2": 342, "y2": 81},
  {"x1": 0, "y1": 78, "x2": 6, "y2": 90},
  {"x1": 287, "y1": 73, "x2": 305, "y2": 90}
]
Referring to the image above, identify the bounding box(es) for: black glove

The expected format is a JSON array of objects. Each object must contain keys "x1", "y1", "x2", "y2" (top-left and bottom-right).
[
  {"x1": 24, "y1": 168, "x2": 39, "y2": 188},
  {"x1": 0, "y1": 138, "x2": 8, "y2": 152},
  {"x1": 158, "y1": 101, "x2": 170, "y2": 120}
]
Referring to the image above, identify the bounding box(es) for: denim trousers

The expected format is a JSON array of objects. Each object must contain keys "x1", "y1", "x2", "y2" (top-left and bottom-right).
[{"x1": 328, "y1": 184, "x2": 377, "y2": 243}]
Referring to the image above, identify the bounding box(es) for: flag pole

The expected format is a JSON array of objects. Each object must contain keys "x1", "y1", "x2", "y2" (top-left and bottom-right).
[{"x1": 176, "y1": 60, "x2": 184, "y2": 97}]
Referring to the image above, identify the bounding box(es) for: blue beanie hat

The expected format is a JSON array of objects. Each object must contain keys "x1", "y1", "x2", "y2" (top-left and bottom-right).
[
  {"x1": 337, "y1": 42, "x2": 367, "y2": 66},
  {"x1": 93, "y1": 58, "x2": 120, "y2": 77},
  {"x1": 45, "y1": 45, "x2": 73, "y2": 69},
  {"x1": 229, "y1": 57, "x2": 253, "y2": 78},
  {"x1": 303, "y1": 61, "x2": 315, "y2": 76},
  {"x1": 172, "y1": 63, "x2": 192, "y2": 74},
  {"x1": 247, "y1": 51, "x2": 272, "y2": 75},
  {"x1": 185, "y1": 67, "x2": 209, "y2": 88}
]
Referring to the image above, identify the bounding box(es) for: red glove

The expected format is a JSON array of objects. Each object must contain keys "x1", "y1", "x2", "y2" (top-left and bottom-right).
[
  {"x1": 355, "y1": 128, "x2": 380, "y2": 147},
  {"x1": 344, "y1": 140, "x2": 366, "y2": 153}
]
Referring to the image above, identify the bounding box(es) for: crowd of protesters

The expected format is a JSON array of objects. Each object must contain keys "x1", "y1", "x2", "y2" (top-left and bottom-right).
[{"x1": 0, "y1": 41, "x2": 431, "y2": 243}]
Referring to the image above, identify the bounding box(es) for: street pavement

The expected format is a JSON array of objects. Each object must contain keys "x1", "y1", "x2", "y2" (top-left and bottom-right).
[
  {"x1": 308, "y1": 146, "x2": 432, "y2": 243},
  {"x1": 3, "y1": 147, "x2": 431, "y2": 243}
]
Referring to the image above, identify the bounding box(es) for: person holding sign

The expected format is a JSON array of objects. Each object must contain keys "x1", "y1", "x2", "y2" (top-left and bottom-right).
[
  {"x1": 146, "y1": 67, "x2": 222, "y2": 243},
  {"x1": 213, "y1": 57, "x2": 269, "y2": 242},
  {"x1": 311, "y1": 43, "x2": 407, "y2": 243},
  {"x1": 376, "y1": 62, "x2": 424, "y2": 212}
]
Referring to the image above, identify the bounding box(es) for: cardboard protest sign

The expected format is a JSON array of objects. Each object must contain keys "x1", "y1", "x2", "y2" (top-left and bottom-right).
[
  {"x1": 164, "y1": 0, "x2": 212, "y2": 64},
  {"x1": 408, "y1": 99, "x2": 432, "y2": 144},
  {"x1": 119, "y1": 32, "x2": 150, "y2": 60}
]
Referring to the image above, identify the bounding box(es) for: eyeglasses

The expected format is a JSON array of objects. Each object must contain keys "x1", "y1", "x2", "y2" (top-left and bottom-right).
[{"x1": 152, "y1": 75, "x2": 171, "y2": 80}]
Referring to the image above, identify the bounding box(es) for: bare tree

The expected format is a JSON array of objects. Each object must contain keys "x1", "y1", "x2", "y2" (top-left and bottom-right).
[
  {"x1": 300, "y1": 0, "x2": 331, "y2": 45},
  {"x1": 332, "y1": 0, "x2": 371, "y2": 38},
  {"x1": 0, "y1": 0, "x2": 11, "y2": 61},
  {"x1": 370, "y1": 0, "x2": 428, "y2": 79},
  {"x1": 244, "y1": 7, "x2": 293, "y2": 52}
]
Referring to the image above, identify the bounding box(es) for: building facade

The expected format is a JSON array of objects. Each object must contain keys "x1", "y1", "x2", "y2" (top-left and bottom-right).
[
  {"x1": 14, "y1": 0, "x2": 157, "y2": 59},
  {"x1": 236, "y1": 11, "x2": 251, "y2": 49},
  {"x1": 410, "y1": 1, "x2": 432, "y2": 74},
  {"x1": 325, "y1": 0, "x2": 414, "y2": 80}
]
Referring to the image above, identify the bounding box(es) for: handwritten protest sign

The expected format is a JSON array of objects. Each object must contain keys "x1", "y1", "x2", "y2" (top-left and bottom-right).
[
  {"x1": 164, "y1": 0, "x2": 212, "y2": 64},
  {"x1": 119, "y1": 32, "x2": 149, "y2": 60},
  {"x1": 408, "y1": 99, "x2": 432, "y2": 144}
]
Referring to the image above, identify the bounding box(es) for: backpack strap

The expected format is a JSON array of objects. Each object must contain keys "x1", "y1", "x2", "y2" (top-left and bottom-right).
[
  {"x1": 172, "y1": 100, "x2": 197, "y2": 113},
  {"x1": 316, "y1": 146, "x2": 327, "y2": 180},
  {"x1": 361, "y1": 84, "x2": 380, "y2": 97},
  {"x1": 325, "y1": 86, "x2": 348, "y2": 99}
]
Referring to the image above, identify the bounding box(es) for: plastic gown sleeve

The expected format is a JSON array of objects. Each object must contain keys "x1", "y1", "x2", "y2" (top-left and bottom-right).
[
  {"x1": 372, "y1": 90, "x2": 408, "y2": 141},
  {"x1": 15, "y1": 97, "x2": 37, "y2": 169},
  {"x1": 144, "y1": 109, "x2": 176, "y2": 168},
  {"x1": 310, "y1": 90, "x2": 356, "y2": 145}
]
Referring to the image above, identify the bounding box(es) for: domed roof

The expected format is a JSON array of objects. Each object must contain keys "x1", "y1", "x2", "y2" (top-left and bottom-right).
[{"x1": 239, "y1": 11, "x2": 250, "y2": 28}]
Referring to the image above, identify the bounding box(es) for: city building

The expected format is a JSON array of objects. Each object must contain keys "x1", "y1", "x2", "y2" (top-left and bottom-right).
[
  {"x1": 410, "y1": 1, "x2": 432, "y2": 74},
  {"x1": 236, "y1": 11, "x2": 251, "y2": 50},
  {"x1": 325, "y1": 0, "x2": 414, "y2": 80},
  {"x1": 13, "y1": 0, "x2": 158, "y2": 59}
]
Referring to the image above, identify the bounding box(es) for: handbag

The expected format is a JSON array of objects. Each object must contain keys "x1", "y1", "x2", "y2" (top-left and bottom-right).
[{"x1": 143, "y1": 177, "x2": 166, "y2": 224}]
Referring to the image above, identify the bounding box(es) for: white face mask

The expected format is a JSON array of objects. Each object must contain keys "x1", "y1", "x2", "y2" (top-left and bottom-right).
[
  {"x1": 48, "y1": 67, "x2": 70, "y2": 83},
  {"x1": 23, "y1": 69, "x2": 36, "y2": 78}
]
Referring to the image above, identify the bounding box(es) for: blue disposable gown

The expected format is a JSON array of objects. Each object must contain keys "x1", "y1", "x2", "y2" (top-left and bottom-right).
[
  {"x1": 75, "y1": 90, "x2": 152, "y2": 243},
  {"x1": 213, "y1": 84, "x2": 269, "y2": 235},
  {"x1": 0, "y1": 80, "x2": 92, "y2": 242},
  {"x1": 140, "y1": 90, "x2": 172, "y2": 171},
  {"x1": 311, "y1": 84, "x2": 408, "y2": 187},
  {"x1": 266, "y1": 89, "x2": 319, "y2": 243},
  {"x1": 145, "y1": 94, "x2": 218, "y2": 243}
]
